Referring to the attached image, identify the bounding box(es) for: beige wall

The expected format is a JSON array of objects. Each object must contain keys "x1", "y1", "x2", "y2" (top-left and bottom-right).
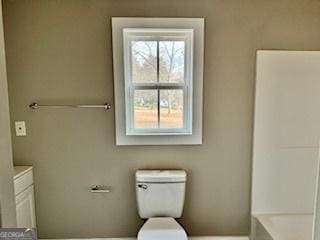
[
  {"x1": 3, "y1": 0, "x2": 320, "y2": 238},
  {"x1": 0, "y1": 0, "x2": 16, "y2": 228}
]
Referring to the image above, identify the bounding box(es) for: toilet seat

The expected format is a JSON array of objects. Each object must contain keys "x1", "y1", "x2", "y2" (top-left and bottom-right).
[{"x1": 138, "y1": 217, "x2": 187, "y2": 240}]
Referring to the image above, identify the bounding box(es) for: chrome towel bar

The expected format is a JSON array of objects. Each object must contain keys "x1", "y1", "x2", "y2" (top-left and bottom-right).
[{"x1": 29, "y1": 102, "x2": 111, "y2": 110}]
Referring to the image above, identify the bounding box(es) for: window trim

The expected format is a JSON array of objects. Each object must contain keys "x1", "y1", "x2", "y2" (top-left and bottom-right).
[
  {"x1": 123, "y1": 28, "x2": 193, "y2": 135},
  {"x1": 112, "y1": 17, "x2": 204, "y2": 145}
]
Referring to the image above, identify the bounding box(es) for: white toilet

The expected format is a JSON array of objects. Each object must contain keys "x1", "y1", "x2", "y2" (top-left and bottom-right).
[{"x1": 135, "y1": 170, "x2": 188, "y2": 240}]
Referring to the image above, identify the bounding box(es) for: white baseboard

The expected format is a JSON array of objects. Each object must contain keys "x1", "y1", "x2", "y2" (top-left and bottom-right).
[{"x1": 190, "y1": 237, "x2": 249, "y2": 240}]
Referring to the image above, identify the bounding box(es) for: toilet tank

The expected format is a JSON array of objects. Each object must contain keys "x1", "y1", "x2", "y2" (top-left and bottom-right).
[{"x1": 135, "y1": 170, "x2": 187, "y2": 219}]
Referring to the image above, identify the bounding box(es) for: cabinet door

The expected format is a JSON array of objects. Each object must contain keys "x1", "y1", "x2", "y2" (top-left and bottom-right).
[{"x1": 16, "y1": 185, "x2": 36, "y2": 228}]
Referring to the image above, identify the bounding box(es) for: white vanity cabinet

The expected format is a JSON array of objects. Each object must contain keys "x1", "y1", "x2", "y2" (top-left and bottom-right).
[{"x1": 13, "y1": 166, "x2": 36, "y2": 228}]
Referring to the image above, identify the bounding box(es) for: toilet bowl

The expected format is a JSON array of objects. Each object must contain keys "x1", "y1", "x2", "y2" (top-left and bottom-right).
[
  {"x1": 135, "y1": 170, "x2": 187, "y2": 240},
  {"x1": 138, "y1": 217, "x2": 187, "y2": 240}
]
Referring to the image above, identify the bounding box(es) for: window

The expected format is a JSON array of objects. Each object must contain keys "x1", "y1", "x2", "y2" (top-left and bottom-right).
[
  {"x1": 123, "y1": 29, "x2": 193, "y2": 135},
  {"x1": 112, "y1": 18, "x2": 204, "y2": 145}
]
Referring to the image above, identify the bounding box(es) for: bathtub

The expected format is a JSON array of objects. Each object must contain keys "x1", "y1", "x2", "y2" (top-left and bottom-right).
[{"x1": 251, "y1": 214, "x2": 314, "y2": 240}]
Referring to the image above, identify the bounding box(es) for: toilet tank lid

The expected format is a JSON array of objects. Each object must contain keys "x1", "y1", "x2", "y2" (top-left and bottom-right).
[{"x1": 136, "y1": 170, "x2": 187, "y2": 183}]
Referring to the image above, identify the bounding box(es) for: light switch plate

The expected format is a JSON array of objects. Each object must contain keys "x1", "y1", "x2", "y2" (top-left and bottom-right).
[{"x1": 15, "y1": 121, "x2": 27, "y2": 136}]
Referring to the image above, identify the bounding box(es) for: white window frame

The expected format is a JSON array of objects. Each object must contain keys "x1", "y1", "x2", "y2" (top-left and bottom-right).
[
  {"x1": 112, "y1": 18, "x2": 204, "y2": 145},
  {"x1": 123, "y1": 28, "x2": 193, "y2": 135}
]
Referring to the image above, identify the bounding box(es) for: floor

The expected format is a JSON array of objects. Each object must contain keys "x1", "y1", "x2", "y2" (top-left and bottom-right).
[{"x1": 43, "y1": 237, "x2": 249, "y2": 240}]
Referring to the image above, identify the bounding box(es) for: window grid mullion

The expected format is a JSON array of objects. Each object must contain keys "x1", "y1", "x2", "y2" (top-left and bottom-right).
[
  {"x1": 130, "y1": 84, "x2": 186, "y2": 90},
  {"x1": 157, "y1": 41, "x2": 160, "y2": 128}
]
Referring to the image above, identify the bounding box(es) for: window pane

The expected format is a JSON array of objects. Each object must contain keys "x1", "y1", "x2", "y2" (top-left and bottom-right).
[
  {"x1": 131, "y1": 41, "x2": 157, "y2": 83},
  {"x1": 160, "y1": 90, "x2": 183, "y2": 128},
  {"x1": 159, "y1": 41, "x2": 185, "y2": 83},
  {"x1": 134, "y1": 90, "x2": 158, "y2": 128}
]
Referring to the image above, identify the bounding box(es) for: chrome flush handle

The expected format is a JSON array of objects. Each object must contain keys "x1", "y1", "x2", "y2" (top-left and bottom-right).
[{"x1": 138, "y1": 184, "x2": 148, "y2": 190}]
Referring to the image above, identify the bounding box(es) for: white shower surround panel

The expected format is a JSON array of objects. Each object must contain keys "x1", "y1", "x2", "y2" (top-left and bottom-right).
[
  {"x1": 251, "y1": 50, "x2": 320, "y2": 240},
  {"x1": 252, "y1": 50, "x2": 320, "y2": 215}
]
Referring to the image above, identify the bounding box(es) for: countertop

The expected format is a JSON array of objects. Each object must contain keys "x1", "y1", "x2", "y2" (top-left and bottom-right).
[{"x1": 13, "y1": 166, "x2": 33, "y2": 180}]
